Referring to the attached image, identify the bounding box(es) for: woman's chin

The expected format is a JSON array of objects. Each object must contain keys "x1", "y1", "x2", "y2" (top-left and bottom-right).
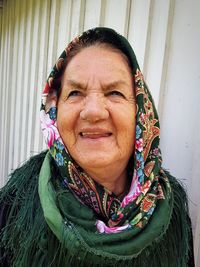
[{"x1": 75, "y1": 152, "x2": 118, "y2": 170}]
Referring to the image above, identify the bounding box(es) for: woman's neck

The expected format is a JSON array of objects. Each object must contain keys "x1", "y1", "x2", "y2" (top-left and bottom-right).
[{"x1": 85, "y1": 167, "x2": 127, "y2": 196}]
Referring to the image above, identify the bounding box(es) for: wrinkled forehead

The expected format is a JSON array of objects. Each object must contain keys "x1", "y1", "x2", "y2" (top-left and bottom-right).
[
  {"x1": 43, "y1": 28, "x2": 140, "y2": 102},
  {"x1": 61, "y1": 44, "x2": 133, "y2": 86},
  {"x1": 64, "y1": 42, "x2": 132, "y2": 71}
]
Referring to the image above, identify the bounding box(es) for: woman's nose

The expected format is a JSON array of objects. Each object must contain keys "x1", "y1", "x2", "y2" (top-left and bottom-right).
[{"x1": 80, "y1": 93, "x2": 109, "y2": 122}]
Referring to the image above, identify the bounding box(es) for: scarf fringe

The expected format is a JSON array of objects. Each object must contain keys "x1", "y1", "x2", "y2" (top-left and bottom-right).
[{"x1": 0, "y1": 153, "x2": 191, "y2": 267}]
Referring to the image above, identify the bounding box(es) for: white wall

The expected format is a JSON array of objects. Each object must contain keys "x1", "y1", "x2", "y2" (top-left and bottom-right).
[
  {"x1": 0, "y1": 0, "x2": 200, "y2": 264},
  {"x1": 159, "y1": 1, "x2": 200, "y2": 263}
]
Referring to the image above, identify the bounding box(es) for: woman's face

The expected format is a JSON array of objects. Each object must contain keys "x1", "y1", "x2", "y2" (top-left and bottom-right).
[{"x1": 57, "y1": 46, "x2": 136, "y2": 172}]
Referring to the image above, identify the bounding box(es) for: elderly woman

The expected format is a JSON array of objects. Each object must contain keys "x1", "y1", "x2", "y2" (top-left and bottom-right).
[{"x1": 0, "y1": 27, "x2": 194, "y2": 266}]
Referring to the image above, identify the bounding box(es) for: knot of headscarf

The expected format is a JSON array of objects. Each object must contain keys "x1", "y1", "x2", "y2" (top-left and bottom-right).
[{"x1": 40, "y1": 27, "x2": 171, "y2": 234}]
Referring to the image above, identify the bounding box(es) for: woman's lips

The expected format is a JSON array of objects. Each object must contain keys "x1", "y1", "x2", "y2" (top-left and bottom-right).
[{"x1": 80, "y1": 132, "x2": 112, "y2": 139}]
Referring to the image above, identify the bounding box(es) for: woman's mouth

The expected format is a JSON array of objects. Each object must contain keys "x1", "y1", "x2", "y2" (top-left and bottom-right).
[{"x1": 80, "y1": 132, "x2": 112, "y2": 139}]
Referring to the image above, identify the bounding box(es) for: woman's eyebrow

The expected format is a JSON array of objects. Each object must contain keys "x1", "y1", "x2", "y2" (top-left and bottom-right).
[
  {"x1": 65, "y1": 79, "x2": 87, "y2": 90},
  {"x1": 64, "y1": 79, "x2": 130, "y2": 90},
  {"x1": 102, "y1": 80, "x2": 129, "y2": 90}
]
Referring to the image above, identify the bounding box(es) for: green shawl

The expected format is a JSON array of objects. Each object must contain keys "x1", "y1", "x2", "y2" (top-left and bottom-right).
[{"x1": 0, "y1": 151, "x2": 191, "y2": 266}]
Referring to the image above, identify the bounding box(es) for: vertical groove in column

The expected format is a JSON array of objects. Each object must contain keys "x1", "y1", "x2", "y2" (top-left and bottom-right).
[
  {"x1": 99, "y1": 0, "x2": 106, "y2": 26},
  {"x1": 41, "y1": 0, "x2": 53, "y2": 151},
  {"x1": 12, "y1": 0, "x2": 23, "y2": 169},
  {"x1": 124, "y1": 0, "x2": 132, "y2": 38},
  {"x1": 31, "y1": 0, "x2": 44, "y2": 155},
  {"x1": 20, "y1": 0, "x2": 33, "y2": 163},
  {"x1": 66, "y1": 0, "x2": 73, "y2": 44},
  {"x1": 16, "y1": 0, "x2": 27, "y2": 165},
  {"x1": 8, "y1": 0, "x2": 19, "y2": 173},
  {"x1": 26, "y1": 0, "x2": 40, "y2": 158},
  {"x1": 79, "y1": 0, "x2": 86, "y2": 34},
  {"x1": 7, "y1": 0, "x2": 15, "y2": 174},
  {"x1": 142, "y1": 0, "x2": 154, "y2": 78},
  {"x1": 23, "y1": 0, "x2": 34, "y2": 160},
  {"x1": 48, "y1": 0, "x2": 61, "y2": 68},
  {"x1": 0, "y1": 0, "x2": 7, "y2": 182},
  {"x1": 157, "y1": 0, "x2": 175, "y2": 119},
  {"x1": 2, "y1": 1, "x2": 8, "y2": 179},
  {"x1": 3, "y1": 0, "x2": 14, "y2": 179},
  {"x1": 38, "y1": 0, "x2": 52, "y2": 152}
]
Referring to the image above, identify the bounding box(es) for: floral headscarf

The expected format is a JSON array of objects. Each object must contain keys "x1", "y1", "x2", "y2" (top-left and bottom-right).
[{"x1": 40, "y1": 27, "x2": 171, "y2": 234}]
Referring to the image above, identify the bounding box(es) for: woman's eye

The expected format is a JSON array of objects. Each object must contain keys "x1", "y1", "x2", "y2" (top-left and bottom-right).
[
  {"x1": 107, "y1": 90, "x2": 125, "y2": 98},
  {"x1": 67, "y1": 90, "x2": 82, "y2": 98}
]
